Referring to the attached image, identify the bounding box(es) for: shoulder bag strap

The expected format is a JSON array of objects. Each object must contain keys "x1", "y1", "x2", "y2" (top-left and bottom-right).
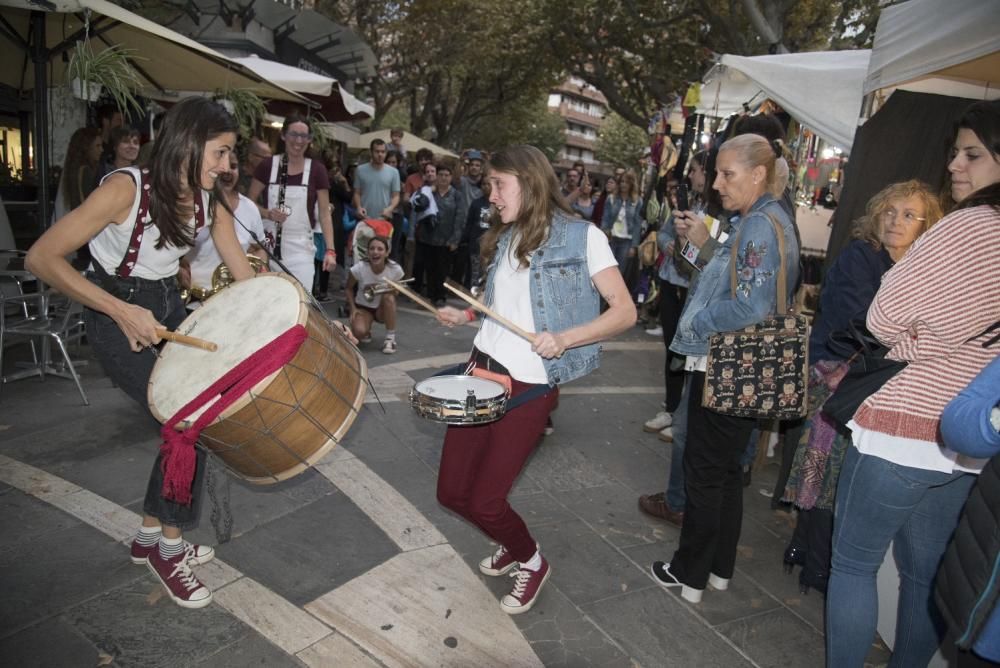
[
  {"x1": 728, "y1": 210, "x2": 787, "y2": 316},
  {"x1": 114, "y1": 168, "x2": 152, "y2": 278}
]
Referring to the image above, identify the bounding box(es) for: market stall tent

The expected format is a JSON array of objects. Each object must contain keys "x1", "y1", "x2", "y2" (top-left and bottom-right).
[
  {"x1": 356, "y1": 130, "x2": 458, "y2": 159},
  {"x1": 697, "y1": 50, "x2": 871, "y2": 151}
]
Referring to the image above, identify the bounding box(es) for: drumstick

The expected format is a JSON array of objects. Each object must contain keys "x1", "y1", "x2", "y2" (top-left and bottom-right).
[
  {"x1": 384, "y1": 278, "x2": 439, "y2": 316},
  {"x1": 157, "y1": 329, "x2": 218, "y2": 352},
  {"x1": 442, "y1": 280, "x2": 537, "y2": 344}
]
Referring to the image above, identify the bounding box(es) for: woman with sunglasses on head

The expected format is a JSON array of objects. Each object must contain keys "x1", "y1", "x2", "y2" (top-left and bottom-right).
[
  {"x1": 26, "y1": 97, "x2": 257, "y2": 610},
  {"x1": 248, "y1": 114, "x2": 336, "y2": 291}
]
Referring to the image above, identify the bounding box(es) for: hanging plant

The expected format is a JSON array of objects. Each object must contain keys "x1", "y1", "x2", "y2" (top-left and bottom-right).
[
  {"x1": 66, "y1": 41, "x2": 145, "y2": 119},
  {"x1": 309, "y1": 113, "x2": 334, "y2": 155},
  {"x1": 214, "y1": 89, "x2": 267, "y2": 142}
]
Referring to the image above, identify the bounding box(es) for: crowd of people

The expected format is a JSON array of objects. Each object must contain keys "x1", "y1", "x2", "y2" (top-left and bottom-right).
[{"x1": 33, "y1": 94, "x2": 1000, "y2": 665}]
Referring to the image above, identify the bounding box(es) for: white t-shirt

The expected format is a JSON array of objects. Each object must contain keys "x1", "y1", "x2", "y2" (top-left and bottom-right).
[
  {"x1": 350, "y1": 260, "x2": 404, "y2": 308},
  {"x1": 185, "y1": 195, "x2": 264, "y2": 290},
  {"x1": 474, "y1": 224, "x2": 617, "y2": 384}
]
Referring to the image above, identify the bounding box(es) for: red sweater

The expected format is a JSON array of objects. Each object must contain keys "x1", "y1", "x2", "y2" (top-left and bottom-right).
[{"x1": 855, "y1": 204, "x2": 1000, "y2": 442}]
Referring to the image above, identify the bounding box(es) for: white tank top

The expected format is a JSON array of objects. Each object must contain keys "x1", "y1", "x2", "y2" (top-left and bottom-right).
[{"x1": 89, "y1": 167, "x2": 208, "y2": 280}]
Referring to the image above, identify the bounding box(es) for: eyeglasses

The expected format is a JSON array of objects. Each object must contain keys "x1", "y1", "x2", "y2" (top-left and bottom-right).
[
  {"x1": 880, "y1": 209, "x2": 926, "y2": 224},
  {"x1": 285, "y1": 132, "x2": 312, "y2": 141}
]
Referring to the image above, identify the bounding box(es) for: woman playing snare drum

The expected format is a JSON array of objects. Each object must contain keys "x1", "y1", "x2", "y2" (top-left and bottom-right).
[
  {"x1": 26, "y1": 97, "x2": 255, "y2": 610},
  {"x1": 435, "y1": 145, "x2": 636, "y2": 614}
]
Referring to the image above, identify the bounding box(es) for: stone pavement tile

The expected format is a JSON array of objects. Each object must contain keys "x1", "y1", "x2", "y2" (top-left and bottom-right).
[
  {"x1": 714, "y1": 607, "x2": 825, "y2": 668},
  {"x1": 729, "y1": 514, "x2": 826, "y2": 632},
  {"x1": 0, "y1": 500, "x2": 143, "y2": 636},
  {"x1": 298, "y1": 632, "x2": 385, "y2": 667},
  {"x1": 184, "y1": 466, "x2": 336, "y2": 546},
  {"x1": 550, "y1": 482, "x2": 673, "y2": 549},
  {"x1": 580, "y1": 586, "x2": 755, "y2": 668},
  {"x1": 509, "y1": 585, "x2": 633, "y2": 667},
  {"x1": 520, "y1": 435, "x2": 615, "y2": 493},
  {"x1": 0, "y1": 406, "x2": 156, "y2": 469},
  {"x1": 213, "y1": 493, "x2": 400, "y2": 607},
  {"x1": 42, "y1": 439, "x2": 158, "y2": 508},
  {"x1": 0, "y1": 485, "x2": 81, "y2": 557},
  {"x1": 195, "y1": 632, "x2": 307, "y2": 667},
  {"x1": 67, "y1": 579, "x2": 254, "y2": 667},
  {"x1": 510, "y1": 490, "x2": 578, "y2": 529},
  {"x1": 0, "y1": 615, "x2": 101, "y2": 668},
  {"x1": 530, "y1": 519, "x2": 652, "y2": 606}
]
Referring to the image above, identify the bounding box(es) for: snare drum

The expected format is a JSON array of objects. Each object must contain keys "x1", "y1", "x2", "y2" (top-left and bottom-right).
[
  {"x1": 410, "y1": 375, "x2": 508, "y2": 425},
  {"x1": 148, "y1": 274, "x2": 367, "y2": 484}
]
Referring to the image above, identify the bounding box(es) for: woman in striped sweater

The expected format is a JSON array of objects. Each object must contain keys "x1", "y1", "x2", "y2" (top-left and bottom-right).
[{"x1": 826, "y1": 99, "x2": 1000, "y2": 667}]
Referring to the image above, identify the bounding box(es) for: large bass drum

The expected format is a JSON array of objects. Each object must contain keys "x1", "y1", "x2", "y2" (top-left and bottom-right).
[{"x1": 148, "y1": 274, "x2": 367, "y2": 484}]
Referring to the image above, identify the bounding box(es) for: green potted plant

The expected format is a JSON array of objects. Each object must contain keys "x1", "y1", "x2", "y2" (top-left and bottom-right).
[
  {"x1": 215, "y1": 89, "x2": 267, "y2": 142},
  {"x1": 66, "y1": 41, "x2": 145, "y2": 118}
]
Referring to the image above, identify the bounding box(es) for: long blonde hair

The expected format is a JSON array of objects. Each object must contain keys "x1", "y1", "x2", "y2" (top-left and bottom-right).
[{"x1": 479, "y1": 145, "x2": 573, "y2": 269}]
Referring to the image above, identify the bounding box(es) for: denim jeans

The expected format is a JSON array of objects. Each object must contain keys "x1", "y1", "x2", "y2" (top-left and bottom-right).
[
  {"x1": 827, "y1": 445, "x2": 976, "y2": 667},
  {"x1": 610, "y1": 237, "x2": 632, "y2": 270},
  {"x1": 85, "y1": 272, "x2": 205, "y2": 529},
  {"x1": 665, "y1": 373, "x2": 692, "y2": 510}
]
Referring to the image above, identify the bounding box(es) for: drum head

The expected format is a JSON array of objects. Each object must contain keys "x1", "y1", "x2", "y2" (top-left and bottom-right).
[
  {"x1": 414, "y1": 375, "x2": 506, "y2": 400},
  {"x1": 148, "y1": 274, "x2": 306, "y2": 424}
]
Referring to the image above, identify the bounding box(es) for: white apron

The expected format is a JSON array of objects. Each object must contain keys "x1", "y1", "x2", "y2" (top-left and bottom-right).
[{"x1": 265, "y1": 155, "x2": 316, "y2": 290}]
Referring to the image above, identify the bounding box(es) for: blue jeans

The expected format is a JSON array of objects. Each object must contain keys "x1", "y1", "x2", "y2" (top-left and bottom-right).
[
  {"x1": 827, "y1": 445, "x2": 976, "y2": 667},
  {"x1": 609, "y1": 237, "x2": 633, "y2": 269},
  {"x1": 665, "y1": 373, "x2": 692, "y2": 510}
]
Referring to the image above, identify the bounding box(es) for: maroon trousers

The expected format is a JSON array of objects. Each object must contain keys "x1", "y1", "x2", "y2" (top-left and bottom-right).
[{"x1": 436, "y1": 372, "x2": 558, "y2": 563}]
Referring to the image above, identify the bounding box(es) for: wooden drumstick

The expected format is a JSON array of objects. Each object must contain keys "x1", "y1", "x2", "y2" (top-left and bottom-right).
[
  {"x1": 156, "y1": 329, "x2": 218, "y2": 352},
  {"x1": 442, "y1": 280, "x2": 537, "y2": 344},
  {"x1": 384, "y1": 278, "x2": 439, "y2": 316}
]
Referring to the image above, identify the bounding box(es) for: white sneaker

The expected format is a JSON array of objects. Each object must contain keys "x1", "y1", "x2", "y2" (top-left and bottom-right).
[
  {"x1": 381, "y1": 339, "x2": 397, "y2": 354},
  {"x1": 645, "y1": 325, "x2": 664, "y2": 336},
  {"x1": 708, "y1": 573, "x2": 730, "y2": 591},
  {"x1": 658, "y1": 426, "x2": 674, "y2": 443},
  {"x1": 644, "y1": 411, "x2": 673, "y2": 433}
]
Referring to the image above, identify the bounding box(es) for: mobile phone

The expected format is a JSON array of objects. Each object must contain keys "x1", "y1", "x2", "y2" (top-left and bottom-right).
[{"x1": 676, "y1": 184, "x2": 689, "y2": 212}]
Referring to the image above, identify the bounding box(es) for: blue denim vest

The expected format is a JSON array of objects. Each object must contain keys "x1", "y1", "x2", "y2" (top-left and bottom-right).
[
  {"x1": 601, "y1": 196, "x2": 644, "y2": 247},
  {"x1": 483, "y1": 210, "x2": 601, "y2": 385},
  {"x1": 670, "y1": 193, "x2": 800, "y2": 357}
]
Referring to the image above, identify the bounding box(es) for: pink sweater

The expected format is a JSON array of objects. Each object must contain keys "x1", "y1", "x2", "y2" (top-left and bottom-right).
[{"x1": 855, "y1": 204, "x2": 1000, "y2": 442}]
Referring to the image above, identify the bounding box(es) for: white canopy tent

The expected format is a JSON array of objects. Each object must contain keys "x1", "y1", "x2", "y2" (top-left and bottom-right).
[
  {"x1": 697, "y1": 50, "x2": 871, "y2": 151},
  {"x1": 863, "y1": 0, "x2": 1000, "y2": 102},
  {"x1": 232, "y1": 56, "x2": 374, "y2": 121},
  {"x1": 356, "y1": 130, "x2": 458, "y2": 159}
]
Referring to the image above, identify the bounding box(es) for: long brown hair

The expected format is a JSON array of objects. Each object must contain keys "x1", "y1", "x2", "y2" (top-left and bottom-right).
[
  {"x1": 147, "y1": 97, "x2": 238, "y2": 249},
  {"x1": 479, "y1": 145, "x2": 573, "y2": 269},
  {"x1": 62, "y1": 127, "x2": 101, "y2": 210}
]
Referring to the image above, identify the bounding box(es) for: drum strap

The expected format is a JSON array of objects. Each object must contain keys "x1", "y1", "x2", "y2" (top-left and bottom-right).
[{"x1": 158, "y1": 324, "x2": 308, "y2": 504}]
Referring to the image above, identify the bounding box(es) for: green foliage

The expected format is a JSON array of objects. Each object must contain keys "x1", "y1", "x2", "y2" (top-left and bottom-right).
[
  {"x1": 66, "y1": 42, "x2": 145, "y2": 119},
  {"x1": 595, "y1": 113, "x2": 649, "y2": 171},
  {"x1": 463, "y1": 99, "x2": 566, "y2": 161},
  {"x1": 214, "y1": 89, "x2": 266, "y2": 144}
]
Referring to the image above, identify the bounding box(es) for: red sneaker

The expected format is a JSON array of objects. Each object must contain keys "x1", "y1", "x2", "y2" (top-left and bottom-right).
[
  {"x1": 479, "y1": 545, "x2": 519, "y2": 577},
  {"x1": 500, "y1": 557, "x2": 551, "y2": 615},
  {"x1": 131, "y1": 539, "x2": 215, "y2": 566},
  {"x1": 147, "y1": 548, "x2": 213, "y2": 609}
]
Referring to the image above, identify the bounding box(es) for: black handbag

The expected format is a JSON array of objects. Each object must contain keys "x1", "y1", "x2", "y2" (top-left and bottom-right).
[
  {"x1": 821, "y1": 320, "x2": 906, "y2": 431},
  {"x1": 703, "y1": 213, "x2": 809, "y2": 420}
]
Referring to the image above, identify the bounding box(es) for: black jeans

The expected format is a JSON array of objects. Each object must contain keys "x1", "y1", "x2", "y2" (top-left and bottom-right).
[
  {"x1": 84, "y1": 272, "x2": 205, "y2": 529},
  {"x1": 670, "y1": 372, "x2": 757, "y2": 588},
  {"x1": 658, "y1": 279, "x2": 687, "y2": 412},
  {"x1": 415, "y1": 242, "x2": 450, "y2": 301}
]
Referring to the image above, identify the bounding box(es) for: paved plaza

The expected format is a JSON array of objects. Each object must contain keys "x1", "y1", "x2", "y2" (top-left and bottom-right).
[{"x1": 0, "y1": 295, "x2": 886, "y2": 667}]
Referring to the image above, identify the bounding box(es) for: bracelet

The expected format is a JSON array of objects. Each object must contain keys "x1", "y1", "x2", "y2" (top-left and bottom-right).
[
  {"x1": 325, "y1": 249, "x2": 336, "y2": 256},
  {"x1": 464, "y1": 308, "x2": 476, "y2": 322}
]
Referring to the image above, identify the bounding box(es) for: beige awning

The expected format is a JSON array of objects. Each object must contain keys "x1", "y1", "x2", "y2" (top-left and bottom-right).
[
  {"x1": 0, "y1": 0, "x2": 310, "y2": 104},
  {"x1": 356, "y1": 130, "x2": 458, "y2": 159}
]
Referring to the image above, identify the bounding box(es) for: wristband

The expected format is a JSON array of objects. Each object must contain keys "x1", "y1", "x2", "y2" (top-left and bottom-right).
[
  {"x1": 464, "y1": 308, "x2": 476, "y2": 322},
  {"x1": 325, "y1": 249, "x2": 336, "y2": 257}
]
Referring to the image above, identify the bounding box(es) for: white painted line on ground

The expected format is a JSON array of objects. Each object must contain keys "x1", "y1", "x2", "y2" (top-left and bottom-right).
[
  {"x1": 298, "y1": 632, "x2": 387, "y2": 667},
  {"x1": 313, "y1": 457, "x2": 447, "y2": 552}
]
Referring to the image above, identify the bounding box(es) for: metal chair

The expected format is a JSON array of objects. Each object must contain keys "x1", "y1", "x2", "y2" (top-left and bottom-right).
[{"x1": 0, "y1": 290, "x2": 89, "y2": 405}]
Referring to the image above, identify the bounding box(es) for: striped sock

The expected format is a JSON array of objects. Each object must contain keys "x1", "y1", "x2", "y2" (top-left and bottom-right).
[
  {"x1": 159, "y1": 536, "x2": 184, "y2": 560},
  {"x1": 135, "y1": 526, "x2": 161, "y2": 547}
]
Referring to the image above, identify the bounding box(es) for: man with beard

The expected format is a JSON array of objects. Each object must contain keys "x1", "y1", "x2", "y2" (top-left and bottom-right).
[{"x1": 353, "y1": 138, "x2": 401, "y2": 225}]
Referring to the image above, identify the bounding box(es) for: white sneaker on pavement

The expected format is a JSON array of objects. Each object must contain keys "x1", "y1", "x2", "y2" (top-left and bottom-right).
[
  {"x1": 644, "y1": 411, "x2": 673, "y2": 433},
  {"x1": 658, "y1": 426, "x2": 674, "y2": 443},
  {"x1": 645, "y1": 325, "x2": 663, "y2": 336}
]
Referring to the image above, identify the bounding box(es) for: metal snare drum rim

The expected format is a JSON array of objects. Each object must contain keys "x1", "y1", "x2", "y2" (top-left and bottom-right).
[{"x1": 409, "y1": 376, "x2": 508, "y2": 425}]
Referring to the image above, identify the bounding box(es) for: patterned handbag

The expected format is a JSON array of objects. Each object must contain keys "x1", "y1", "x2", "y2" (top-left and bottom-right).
[{"x1": 703, "y1": 214, "x2": 809, "y2": 420}]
